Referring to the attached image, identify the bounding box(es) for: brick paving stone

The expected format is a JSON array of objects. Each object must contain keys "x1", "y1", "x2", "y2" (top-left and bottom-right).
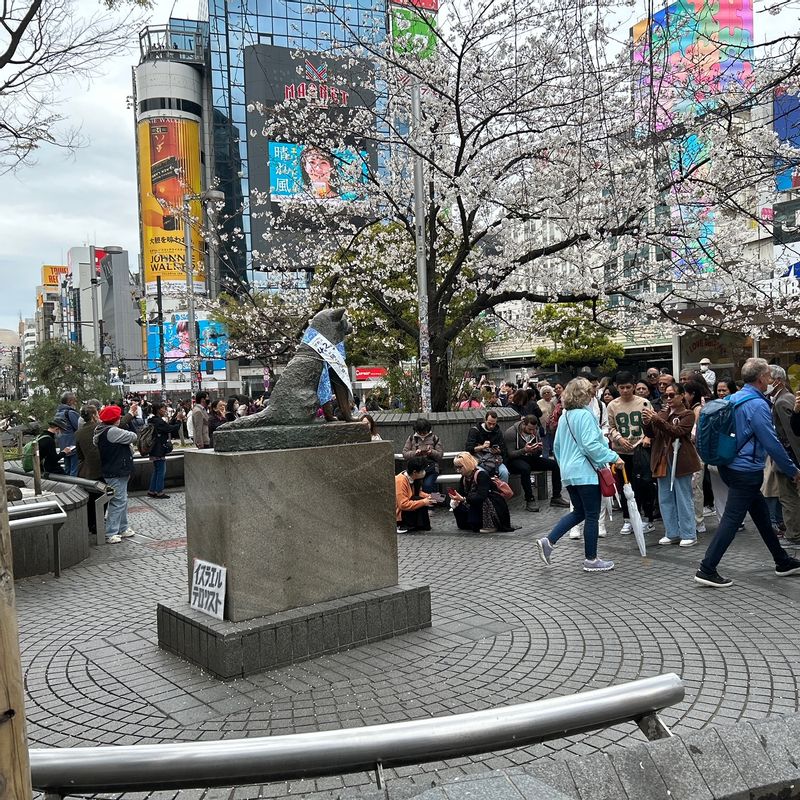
[{"x1": 16, "y1": 490, "x2": 800, "y2": 799}]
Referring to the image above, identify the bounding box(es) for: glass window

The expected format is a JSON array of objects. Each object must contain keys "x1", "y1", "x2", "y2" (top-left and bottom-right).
[{"x1": 272, "y1": 17, "x2": 287, "y2": 34}]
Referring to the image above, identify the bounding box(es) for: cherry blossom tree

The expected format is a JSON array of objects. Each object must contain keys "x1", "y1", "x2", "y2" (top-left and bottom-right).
[{"x1": 213, "y1": 0, "x2": 800, "y2": 409}]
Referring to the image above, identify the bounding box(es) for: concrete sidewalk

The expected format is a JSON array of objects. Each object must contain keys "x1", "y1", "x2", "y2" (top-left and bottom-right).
[{"x1": 16, "y1": 490, "x2": 800, "y2": 799}]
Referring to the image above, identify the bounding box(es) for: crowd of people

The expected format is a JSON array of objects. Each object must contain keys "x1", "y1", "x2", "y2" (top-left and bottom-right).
[
  {"x1": 394, "y1": 358, "x2": 800, "y2": 587},
  {"x1": 36, "y1": 390, "x2": 266, "y2": 543},
  {"x1": 33, "y1": 360, "x2": 800, "y2": 585}
]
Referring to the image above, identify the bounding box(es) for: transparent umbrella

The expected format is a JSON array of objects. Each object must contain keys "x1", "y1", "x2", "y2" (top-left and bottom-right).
[{"x1": 619, "y1": 462, "x2": 646, "y2": 556}]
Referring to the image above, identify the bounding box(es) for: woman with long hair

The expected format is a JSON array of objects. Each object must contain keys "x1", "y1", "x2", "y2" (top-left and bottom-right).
[
  {"x1": 535, "y1": 378, "x2": 621, "y2": 572},
  {"x1": 642, "y1": 383, "x2": 702, "y2": 546},
  {"x1": 361, "y1": 413, "x2": 381, "y2": 441},
  {"x1": 207, "y1": 399, "x2": 226, "y2": 446}
]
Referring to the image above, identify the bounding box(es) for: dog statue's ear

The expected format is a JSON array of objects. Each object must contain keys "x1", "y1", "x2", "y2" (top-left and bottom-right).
[{"x1": 330, "y1": 308, "x2": 345, "y2": 322}]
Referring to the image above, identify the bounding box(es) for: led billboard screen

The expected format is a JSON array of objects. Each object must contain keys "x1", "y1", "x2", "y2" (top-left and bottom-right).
[
  {"x1": 268, "y1": 142, "x2": 369, "y2": 203},
  {"x1": 146, "y1": 313, "x2": 228, "y2": 375},
  {"x1": 244, "y1": 44, "x2": 377, "y2": 254}
]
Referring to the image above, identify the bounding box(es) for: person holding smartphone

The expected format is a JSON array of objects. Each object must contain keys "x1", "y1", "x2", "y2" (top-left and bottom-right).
[
  {"x1": 395, "y1": 456, "x2": 437, "y2": 534},
  {"x1": 505, "y1": 414, "x2": 568, "y2": 511}
]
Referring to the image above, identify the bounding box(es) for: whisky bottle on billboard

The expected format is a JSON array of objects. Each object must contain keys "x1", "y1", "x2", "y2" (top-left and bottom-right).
[{"x1": 149, "y1": 120, "x2": 184, "y2": 231}]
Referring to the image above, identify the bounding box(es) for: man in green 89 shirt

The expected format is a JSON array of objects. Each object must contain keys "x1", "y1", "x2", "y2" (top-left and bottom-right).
[{"x1": 607, "y1": 370, "x2": 652, "y2": 535}]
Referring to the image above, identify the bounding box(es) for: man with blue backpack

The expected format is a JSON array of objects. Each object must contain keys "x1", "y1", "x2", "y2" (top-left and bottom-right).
[{"x1": 695, "y1": 358, "x2": 800, "y2": 588}]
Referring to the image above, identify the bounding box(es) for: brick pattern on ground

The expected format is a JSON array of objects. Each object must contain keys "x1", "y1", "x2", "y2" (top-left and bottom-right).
[{"x1": 17, "y1": 490, "x2": 800, "y2": 799}]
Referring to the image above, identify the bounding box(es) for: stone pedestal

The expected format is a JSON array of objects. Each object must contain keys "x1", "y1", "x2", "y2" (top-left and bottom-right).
[
  {"x1": 158, "y1": 438, "x2": 432, "y2": 675},
  {"x1": 183, "y1": 441, "x2": 399, "y2": 621}
]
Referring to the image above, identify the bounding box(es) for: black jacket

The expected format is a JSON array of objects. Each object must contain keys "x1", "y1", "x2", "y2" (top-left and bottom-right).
[
  {"x1": 39, "y1": 431, "x2": 65, "y2": 475},
  {"x1": 150, "y1": 415, "x2": 182, "y2": 459},
  {"x1": 465, "y1": 422, "x2": 507, "y2": 458}
]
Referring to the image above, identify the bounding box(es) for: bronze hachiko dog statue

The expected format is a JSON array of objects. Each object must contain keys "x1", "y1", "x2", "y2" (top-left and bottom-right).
[{"x1": 220, "y1": 307, "x2": 355, "y2": 429}]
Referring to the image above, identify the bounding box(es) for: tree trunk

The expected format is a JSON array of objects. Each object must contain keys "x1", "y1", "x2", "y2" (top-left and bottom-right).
[
  {"x1": 0, "y1": 455, "x2": 33, "y2": 799},
  {"x1": 429, "y1": 337, "x2": 450, "y2": 412}
]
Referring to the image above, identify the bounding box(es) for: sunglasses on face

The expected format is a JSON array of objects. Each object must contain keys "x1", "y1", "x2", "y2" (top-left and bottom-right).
[{"x1": 663, "y1": 392, "x2": 677, "y2": 398}]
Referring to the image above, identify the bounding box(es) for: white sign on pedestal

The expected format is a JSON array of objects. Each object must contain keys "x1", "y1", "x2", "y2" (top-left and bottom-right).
[{"x1": 190, "y1": 558, "x2": 227, "y2": 620}]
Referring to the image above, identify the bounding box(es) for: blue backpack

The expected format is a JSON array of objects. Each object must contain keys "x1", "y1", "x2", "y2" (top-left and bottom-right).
[{"x1": 696, "y1": 394, "x2": 758, "y2": 466}]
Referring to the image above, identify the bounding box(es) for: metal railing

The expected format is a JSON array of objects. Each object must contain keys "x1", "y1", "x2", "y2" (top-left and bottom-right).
[
  {"x1": 8, "y1": 499, "x2": 67, "y2": 576},
  {"x1": 6, "y1": 467, "x2": 112, "y2": 544},
  {"x1": 31, "y1": 673, "x2": 683, "y2": 797}
]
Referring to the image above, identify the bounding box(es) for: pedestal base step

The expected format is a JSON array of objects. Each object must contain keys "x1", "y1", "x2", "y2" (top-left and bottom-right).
[{"x1": 157, "y1": 583, "x2": 432, "y2": 680}]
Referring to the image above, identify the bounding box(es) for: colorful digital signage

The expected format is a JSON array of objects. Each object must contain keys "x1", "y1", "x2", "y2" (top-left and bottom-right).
[
  {"x1": 137, "y1": 117, "x2": 205, "y2": 295},
  {"x1": 244, "y1": 45, "x2": 377, "y2": 251},
  {"x1": 775, "y1": 89, "x2": 800, "y2": 192},
  {"x1": 268, "y1": 142, "x2": 369, "y2": 203},
  {"x1": 631, "y1": 0, "x2": 753, "y2": 276},
  {"x1": 146, "y1": 314, "x2": 229, "y2": 375}
]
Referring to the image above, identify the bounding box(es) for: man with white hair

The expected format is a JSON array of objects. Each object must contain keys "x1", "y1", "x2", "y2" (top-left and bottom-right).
[
  {"x1": 696, "y1": 358, "x2": 800, "y2": 588},
  {"x1": 764, "y1": 364, "x2": 800, "y2": 542}
]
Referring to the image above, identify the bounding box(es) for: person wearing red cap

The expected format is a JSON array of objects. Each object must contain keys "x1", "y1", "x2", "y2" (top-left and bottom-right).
[{"x1": 94, "y1": 404, "x2": 138, "y2": 544}]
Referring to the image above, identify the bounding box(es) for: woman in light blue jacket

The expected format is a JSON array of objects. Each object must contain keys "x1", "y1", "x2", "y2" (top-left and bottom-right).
[{"x1": 536, "y1": 378, "x2": 621, "y2": 572}]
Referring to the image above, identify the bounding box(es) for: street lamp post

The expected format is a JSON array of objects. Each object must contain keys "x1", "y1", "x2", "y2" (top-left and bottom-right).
[
  {"x1": 181, "y1": 189, "x2": 224, "y2": 393},
  {"x1": 89, "y1": 245, "x2": 100, "y2": 357}
]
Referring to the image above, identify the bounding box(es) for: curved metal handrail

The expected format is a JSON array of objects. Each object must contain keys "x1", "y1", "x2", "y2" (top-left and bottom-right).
[{"x1": 30, "y1": 673, "x2": 683, "y2": 794}]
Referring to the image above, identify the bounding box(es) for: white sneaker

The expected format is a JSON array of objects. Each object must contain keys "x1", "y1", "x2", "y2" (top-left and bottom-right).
[
  {"x1": 120, "y1": 529, "x2": 136, "y2": 539},
  {"x1": 703, "y1": 506, "x2": 715, "y2": 517},
  {"x1": 658, "y1": 536, "x2": 679, "y2": 545},
  {"x1": 620, "y1": 522, "x2": 632, "y2": 535},
  {"x1": 106, "y1": 535, "x2": 122, "y2": 544},
  {"x1": 696, "y1": 523, "x2": 707, "y2": 535},
  {"x1": 569, "y1": 529, "x2": 581, "y2": 539},
  {"x1": 644, "y1": 522, "x2": 656, "y2": 533},
  {"x1": 680, "y1": 538, "x2": 698, "y2": 547},
  {"x1": 598, "y1": 527, "x2": 607, "y2": 538}
]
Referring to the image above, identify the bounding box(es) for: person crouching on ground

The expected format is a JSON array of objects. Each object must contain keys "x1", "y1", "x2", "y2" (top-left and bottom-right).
[
  {"x1": 536, "y1": 378, "x2": 621, "y2": 572},
  {"x1": 95, "y1": 405, "x2": 138, "y2": 544},
  {"x1": 450, "y1": 452, "x2": 513, "y2": 534},
  {"x1": 395, "y1": 456, "x2": 437, "y2": 534},
  {"x1": 642, "y1": 382, "x2": 701, "y2": 547}
]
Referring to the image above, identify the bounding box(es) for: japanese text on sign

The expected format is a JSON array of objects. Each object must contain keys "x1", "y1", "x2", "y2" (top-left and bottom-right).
[{"x1": 190, "y1": 558, "x2": 227, "y2": 620}]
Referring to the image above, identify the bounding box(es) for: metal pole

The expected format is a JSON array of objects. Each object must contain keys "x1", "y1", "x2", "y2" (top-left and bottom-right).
[
  {"x1": 89, "y1": 245, "x2": 100, "y2": 357},
  {"x1": 31, "y1": 441, "x2": 42, "y2": 496},
  {"x1": 157, "y1": 277, "x2": 167, "y2": 402},
  {"x1": 411, "y1": 78, "x2": 431, "y2": 413},
  {"x1": 183, "y1": 197, "x2": 198, "y2": 393}
]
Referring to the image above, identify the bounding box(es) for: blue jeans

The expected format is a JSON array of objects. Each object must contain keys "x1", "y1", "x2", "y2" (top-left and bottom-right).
[
  {"x1": 104, "y1": 476, "x2": 130, "y2": 539},
  {"x1": 546, "y1": 484, "x2": 601, "y2": 560},
  {"x1": 657, "y1": 474, "x2": 695, "y2": 541},
  {"x1": 63, "y1": 452, "x2": 79, "y2": 476},
  {"x1": 699, "y1": 466, "x2": 790, "y2": 575},
  {"x1": 149, "y1": 459, "x2": 166, "y2": 494},
  {"x1": 766, "y1": 497, "x2": 784, "y2": 527}
]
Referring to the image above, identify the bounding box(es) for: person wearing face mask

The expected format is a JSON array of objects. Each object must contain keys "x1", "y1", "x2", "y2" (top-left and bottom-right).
[
  {"x1": 695, "y1": 358, "x2": 800, "y2": 588},
  {"x1": 698, "y1": 358, "x2": 716, "y2": 389}
]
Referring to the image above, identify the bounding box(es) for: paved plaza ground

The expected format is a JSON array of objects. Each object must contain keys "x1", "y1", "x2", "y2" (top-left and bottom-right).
[{"x1": 16, "y1": 488, "x2": 800, "y2": 799}]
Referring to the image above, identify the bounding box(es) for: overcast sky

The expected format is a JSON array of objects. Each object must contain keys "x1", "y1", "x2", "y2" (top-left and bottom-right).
[
  {"x1": 0, "y1": 0, "x2": 197, "y2": 334},
  {"x1": 0, "y1": 0, "x2": 789, "y2": 335}
]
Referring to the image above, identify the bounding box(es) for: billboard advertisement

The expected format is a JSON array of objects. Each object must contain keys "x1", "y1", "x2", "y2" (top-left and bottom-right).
[
  {"x1": 244, "y1": 44, "x2": 377, "y2": 253},
  {"x1": 775, "y1": 89, "x2": 800, "y2": 192},
  {"x1": 268, "y1": 142, "x2": 369, "y2": 203},
  {"x1": 41, "y1": 265, "x2": 68, "y2": 287},
  {"x1": 146, "y1": 313, "x2": 228, "y2": 375},
  {"x1": 391, "y1": 6, "x2": 437, "y2": 60},
  {"x1": 137, "y1": 117, "x2": 204, "y2": 295},
  {"x1": 632, "y1": 0, "x2": 753, "y2": 131}
]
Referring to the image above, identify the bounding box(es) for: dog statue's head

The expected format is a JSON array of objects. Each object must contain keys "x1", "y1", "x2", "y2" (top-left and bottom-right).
[{"x1": 308, "y1": 307, "x2": 352, "y2": 345}]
